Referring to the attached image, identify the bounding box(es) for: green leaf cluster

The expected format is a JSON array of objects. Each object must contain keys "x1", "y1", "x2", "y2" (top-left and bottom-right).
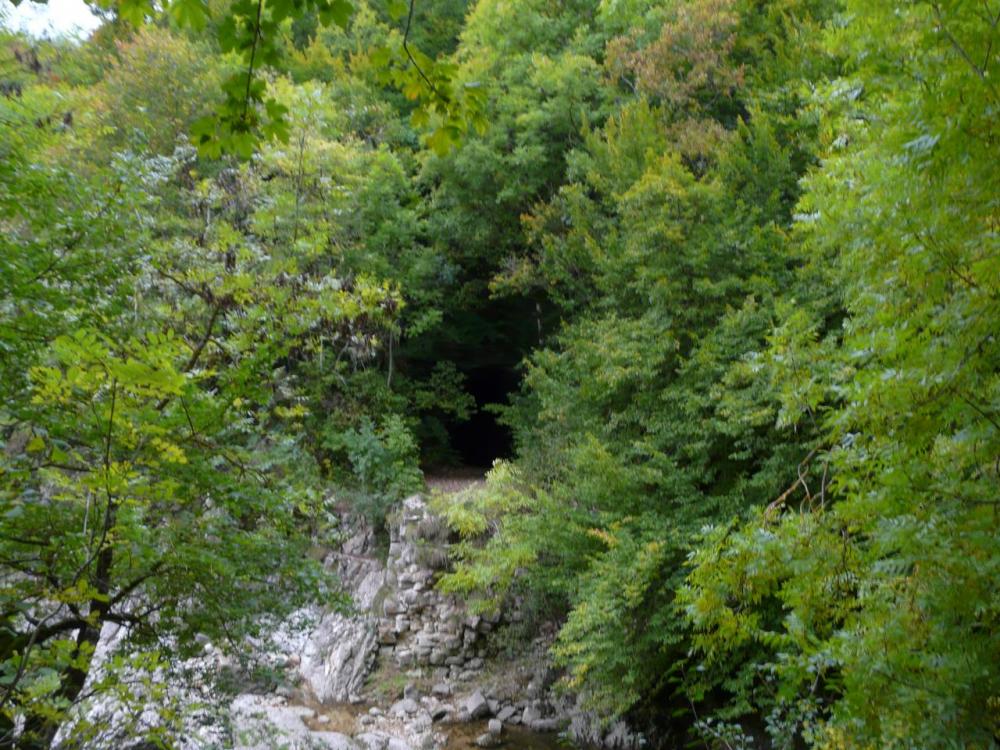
[{"x1": 3, "y1": 0, "x2": 998, "y2": 747}]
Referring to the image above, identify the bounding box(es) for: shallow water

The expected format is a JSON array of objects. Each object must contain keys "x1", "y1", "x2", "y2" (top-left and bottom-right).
[
  {"x1": 301, "y1": 699, "x2": 367, "y2": 733},
  {"x1": 301, "y1": 699, "x2": 585, "y2": 749},
  {"x1": 442, "y1": 720, "x2": 584, "y2": 749}
]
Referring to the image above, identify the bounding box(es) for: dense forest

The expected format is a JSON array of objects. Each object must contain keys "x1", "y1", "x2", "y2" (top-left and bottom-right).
[{"x1": 1, "y1": 0, "x2": 997, "y2": 747}]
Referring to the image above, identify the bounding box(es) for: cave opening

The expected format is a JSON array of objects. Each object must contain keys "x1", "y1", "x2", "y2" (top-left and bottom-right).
[
  {"x1": 409, "y1": 292, "x2": 547, "y2": 477},
  {"x1": 451, "y1": 365, "x2": 518, "y2": 468}
]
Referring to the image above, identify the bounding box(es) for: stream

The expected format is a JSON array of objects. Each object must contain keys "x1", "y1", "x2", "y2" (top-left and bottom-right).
[{"x1": 298, "y1": 699, "x2": 589, "y2": 749}]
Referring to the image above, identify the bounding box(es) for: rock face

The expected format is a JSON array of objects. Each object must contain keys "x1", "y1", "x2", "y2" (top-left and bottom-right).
[
  {"x1": 297, "y1": 526, "x2": 385, "y2": 703},
  {"x1": 376, "y1": 496, "x2": 494, "y2": 675},
  {"x1": 294, "y1": 495, "x2": 493, "y2": 706},
  {"x1": 299, "y1": 611, "x2": 378, "y2": 703},
  {"x1": 59, "y1": 494, "x2": 646, "y2": 750},
  {"x1": 232, "y1": 694, "x2": 362, "y2": 750},
  {"x1": 569, "y1": 712, "x2": 640, "y2": 749},
  {"x1": 52, "y1": 620, "x2": 233, "y2": 749}
]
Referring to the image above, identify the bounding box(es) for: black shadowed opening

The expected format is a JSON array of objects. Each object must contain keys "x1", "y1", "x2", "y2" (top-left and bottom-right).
[{"x1": 450, "y1": 366, "x2": 517, "y2": 468}]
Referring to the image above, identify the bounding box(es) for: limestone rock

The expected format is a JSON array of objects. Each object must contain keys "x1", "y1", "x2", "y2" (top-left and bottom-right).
[
  {"x1": 298, "y1": 611, "x2": 378, "y2": 703},
  {"x1": 403, "y1": 683, "x2": 421, "y2": 700},
  {"x1": 390, "y1": 698, "x2": 420, "y2": 717},
  {"x1": 530, "y1": 718, "x2": 562, "y2": 732},
  {"x1": 230, "y1": 694, "x2": 322, "y2": 750},
  {"x1": 521, "y1": 704, "x2": 541, "y2": 725},
  {"x1": 431, "y1": 682, "x2": 451, "y2": 697},
  {"x1": 463, "y1": 689, "x2": 491, "y2": 720},
  {"x1": 311, "y1": 731, "x2": 363, "y2": 750},
  {"x1": 355, "y1": 734, "x2": 390, "y2": 750},
  {"x1": 474, "y1": 733, "x2": 502, "y2": 748}
]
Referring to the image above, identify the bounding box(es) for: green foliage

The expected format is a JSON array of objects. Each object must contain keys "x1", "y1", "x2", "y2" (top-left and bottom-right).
[
  {"x1": 551, "y1": 519, "x2": 682, "y2": 718},
  {"x1": 3, "y1": 0, "x2": 998, "y2": 747},
  {"x1": 89, "y1": 27, "x2": 226, "y2": 155},
  {"x1": 434, "y1": 461, "x2": 546, "y2": 609},
  {"x1": 333, "y1": 415, "x2": 424, "y2": 523},
  {"x1": 413, "y1": 0, "x2": 615, "y2": 379},
  {"x1": 435, "y1": 0, "x2": 845, "y2": 735},
  {"x1": 11, "y1": 0, "x2": 482, "y2": 155},
  {"x1": 0, "y1": 31, "x2": 406, "y2": 743},
  {"x1": 101, "y1": 0, "x2": 483, "y2": 156},
  {"x1": 681, "y1": 1, "x2": 1000, "y2": 746}
]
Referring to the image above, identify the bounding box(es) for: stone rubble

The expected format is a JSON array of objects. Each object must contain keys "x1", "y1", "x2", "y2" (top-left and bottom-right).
[
  {"x1": 59, "y1": 494, "x2": 645, "y2": 750},
  {"x1": 375, "y1": 496, "x2": 500, "y2": 678}
]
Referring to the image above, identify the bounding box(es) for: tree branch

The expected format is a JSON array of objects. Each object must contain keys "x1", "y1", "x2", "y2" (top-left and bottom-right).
[
  {"x1": 403, "y1": 0, "x2": 443, "y2": 99},
  {"x1": 243, "y1": 0, "x2": 265, "y2": 123}
]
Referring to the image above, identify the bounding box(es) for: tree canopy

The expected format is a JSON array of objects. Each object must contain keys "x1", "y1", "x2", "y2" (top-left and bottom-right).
[{"x1": 1, "y1": 0, "x2": 997, "y2": 747}]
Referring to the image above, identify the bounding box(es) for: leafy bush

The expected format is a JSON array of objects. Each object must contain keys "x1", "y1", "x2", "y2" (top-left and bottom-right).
[
  {"x1": 681, "y1": 1, "x2": 1000, "y2": 746},
  {"x1": 335, "y1": 415, "x2": 424, "y2": 524}
]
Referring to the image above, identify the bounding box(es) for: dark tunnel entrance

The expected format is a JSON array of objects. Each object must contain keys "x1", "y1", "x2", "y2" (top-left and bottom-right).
[
  {"x1": 411, "y1": 293, "x2": 545, "y2": 474},
  {"x1": 451, "y1": 365, "x2": 518, "y2": 468}
]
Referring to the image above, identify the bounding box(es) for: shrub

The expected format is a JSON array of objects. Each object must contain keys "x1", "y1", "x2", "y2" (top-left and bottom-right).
[{"x1": 336, "y1": 415, "x2": 424, "y2": 524}]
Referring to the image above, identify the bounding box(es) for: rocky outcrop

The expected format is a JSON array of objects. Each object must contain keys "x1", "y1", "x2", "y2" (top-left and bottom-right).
[
  {"x1": 297, "y1": 525, "x2": 385, "y2": 703},
  {"x1": 376, "y1": 496, "x2": 499, "y2": 677},
  {"x1": 60, "y1": 494, "x2": 645, "y2": 750},
  {"x1": 299, "y1": 611, "x2": 378, "y2": 704},
  {"x1": 562, "y1": 695, "x2": 645, "y2": 749},
  {"x1": 258, "y1": 494, "x2": 645, "y2": 749},
  {"x1": 233, "y1": 694, "x2": 362, "y2": 750}
]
